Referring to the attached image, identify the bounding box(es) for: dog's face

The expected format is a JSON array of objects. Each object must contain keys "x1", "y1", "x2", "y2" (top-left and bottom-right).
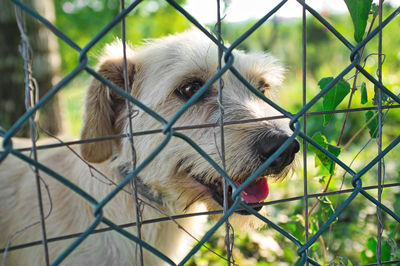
[{"x1": 80, "y1": 30, "x2": 299, "y2": 215}]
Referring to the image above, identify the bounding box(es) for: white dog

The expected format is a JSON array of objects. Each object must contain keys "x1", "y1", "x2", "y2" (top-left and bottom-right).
[{"x1": 0, "y1": 29, "x2": 299, "y2": 265}]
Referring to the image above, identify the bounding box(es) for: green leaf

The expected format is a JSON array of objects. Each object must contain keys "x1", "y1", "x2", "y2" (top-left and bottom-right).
[
  {"x1": 318, "y1": 196, "x2": 336, "y2": 218},
  {"x1": 365, "y1": 110, "x2": 378, "y2": 138},
  {"x1": 372, "y1": 84, "x2": 389, "y2": 105},
  {"x1": 315, "y1": 197, "x2": 338, "y2": 231},
  {"x1": 366, "y1": 237, "x2": 377, "y2": 254},
  {"x1": 311, "y1": 133, "x2": 326, "y2": 169},
  {"x1": 311, "y1": 132, "x2": 326, "y2": 147},
  {"x1": 327, "y1": 143, "x2": 341, "y2": 157},
  {"x1": 363, "y1": 237, "x2": 392, "y2": 262},
  {"x1": 361, "y1": 82, "x2": 368, "y2": 104},
  {"x1": 344, "y1": 0, "x2": 373, "y2": 42},
  {"x1": 309, "y1": 132, "x2": 341, "y2": 174},
  {"x1": 381, "y1": 238, "x2": 392, "y2": 261},
  {"x1": 361, "y1": 250, "x2": 373, "y2": 264},
  {"x1": 318, "y1": 77, "x2": 351, "y2": 127}
]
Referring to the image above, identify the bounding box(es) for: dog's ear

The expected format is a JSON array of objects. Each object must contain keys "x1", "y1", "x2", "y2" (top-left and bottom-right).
[{"x1": 80, "y1": 56, "x2": 135, "y2": 163}]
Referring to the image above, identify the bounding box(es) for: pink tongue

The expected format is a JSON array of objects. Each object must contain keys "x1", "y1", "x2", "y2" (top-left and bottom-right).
[{"x1": 237, "y1": 178, "x2": 269, "y2": 203}]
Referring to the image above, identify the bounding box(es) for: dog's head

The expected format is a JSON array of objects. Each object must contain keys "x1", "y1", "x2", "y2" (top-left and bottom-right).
[{"x1": 80, "y1": 29, "x2": 299, "y2": 215}]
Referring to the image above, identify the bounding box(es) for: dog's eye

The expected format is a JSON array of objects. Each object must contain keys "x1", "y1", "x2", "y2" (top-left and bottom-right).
[
  {"x1": 258, "y1": 80, "x2": 270, "y2": 94},
  {"x1": 176, "y1": 79, "x2": 204, "y2": 100}
]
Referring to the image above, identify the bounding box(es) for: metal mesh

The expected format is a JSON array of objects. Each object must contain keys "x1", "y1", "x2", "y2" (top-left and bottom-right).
[{"x1": 1, "y1": 0, "x2": 400, "y2": 265}]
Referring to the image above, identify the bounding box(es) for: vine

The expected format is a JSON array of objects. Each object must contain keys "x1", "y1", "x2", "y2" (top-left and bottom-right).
[{"x1": 306, "y1": 1, "x2": 399, "y2": 264}]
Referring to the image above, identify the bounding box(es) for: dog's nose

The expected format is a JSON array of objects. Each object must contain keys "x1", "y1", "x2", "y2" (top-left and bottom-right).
[{"x1": 255, "y1": 134, "x2": 300, "y2": 173}]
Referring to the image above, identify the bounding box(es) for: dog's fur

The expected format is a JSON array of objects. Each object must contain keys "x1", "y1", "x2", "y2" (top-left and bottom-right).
[{"x1": 0, "y1": 30, "x2": 298, "y2": 265}]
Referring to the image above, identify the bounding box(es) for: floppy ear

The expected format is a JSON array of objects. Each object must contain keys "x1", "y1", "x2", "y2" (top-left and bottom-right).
[{"x1": 80, "y1": 56, "x2": 135, "y2": 163}]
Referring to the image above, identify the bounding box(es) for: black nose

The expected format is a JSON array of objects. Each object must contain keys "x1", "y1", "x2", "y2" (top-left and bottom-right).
[{"x1": 255, "y1": 134, "x2": 300, "y2": 173}]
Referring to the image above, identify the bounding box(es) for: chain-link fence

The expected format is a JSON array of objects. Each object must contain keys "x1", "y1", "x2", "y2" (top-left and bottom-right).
[{"x1": 1, "y1": 0, "x2": 400, "y2": 265}]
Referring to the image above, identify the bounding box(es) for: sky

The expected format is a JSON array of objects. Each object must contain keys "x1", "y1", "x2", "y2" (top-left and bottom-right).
[{"x1": 185, "y1": 0, "x2": 400, "y2": 23}]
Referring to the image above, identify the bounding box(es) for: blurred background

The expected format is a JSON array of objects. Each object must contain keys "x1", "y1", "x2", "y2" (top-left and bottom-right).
[{"x1": 1, "y1": 0, "x2": 400, "y2": 264}]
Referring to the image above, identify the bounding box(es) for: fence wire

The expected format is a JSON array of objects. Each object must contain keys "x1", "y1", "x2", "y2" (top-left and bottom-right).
[{"x1": 1, "y1": 0, "x2": 400, "y2": 265}]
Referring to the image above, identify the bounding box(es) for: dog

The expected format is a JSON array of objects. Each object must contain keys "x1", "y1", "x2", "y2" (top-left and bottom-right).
[{"x1": 0, "y1": 29, "x2": 299, "y2": 265}]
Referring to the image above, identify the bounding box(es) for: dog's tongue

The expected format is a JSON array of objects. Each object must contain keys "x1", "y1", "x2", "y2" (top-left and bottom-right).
[{"x1": 237, "y1": 177, "x2": 269, "y2": 203}]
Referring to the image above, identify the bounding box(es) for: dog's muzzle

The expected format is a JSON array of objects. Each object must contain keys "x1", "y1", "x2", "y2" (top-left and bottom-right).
[{"x1": 193, "y1": 133, "x2": 300, "y2": 215}]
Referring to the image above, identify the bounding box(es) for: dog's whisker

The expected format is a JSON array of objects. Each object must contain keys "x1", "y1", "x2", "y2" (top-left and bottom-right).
[{"x1": 183, "y1": 191, "x2": 209, "y2": 212}]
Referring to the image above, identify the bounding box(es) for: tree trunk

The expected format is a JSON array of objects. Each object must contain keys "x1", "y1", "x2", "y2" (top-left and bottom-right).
[{"x1": 0, "y1": 0, "x2": 62, "y2": 137}]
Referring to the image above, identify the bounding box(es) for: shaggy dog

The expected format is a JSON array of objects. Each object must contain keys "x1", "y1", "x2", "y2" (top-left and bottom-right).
[{"x1": 0, "y1": 30, "x2": 299, "y2": 265}]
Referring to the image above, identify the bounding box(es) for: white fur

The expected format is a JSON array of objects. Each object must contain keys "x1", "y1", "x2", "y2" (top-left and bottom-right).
[{"x1": 0, "y1": 29, "x2": 295, "y2": 265}]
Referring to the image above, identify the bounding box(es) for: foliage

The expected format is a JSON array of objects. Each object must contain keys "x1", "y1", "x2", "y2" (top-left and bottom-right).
[
  {"x1": 55, "y1": 0, "x2": 190, "y2": 74},
  {"x1": 365, "y1": 110, "x2": 379, "y2": 138},
  {"x1": 344, "y1": 0, "x2": 373, "y2": 42},
  {"x1": 318, "y1": 77, "x2": 351, "y2": 127},
  {"x1": 309, "y1": 132, "x2": 341, "y2": 175}
]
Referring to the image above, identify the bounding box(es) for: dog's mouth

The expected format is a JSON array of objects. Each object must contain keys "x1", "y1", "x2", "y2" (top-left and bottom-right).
[{"x1": 193, "y1": 175, "x2": 269, "y2": 215}]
